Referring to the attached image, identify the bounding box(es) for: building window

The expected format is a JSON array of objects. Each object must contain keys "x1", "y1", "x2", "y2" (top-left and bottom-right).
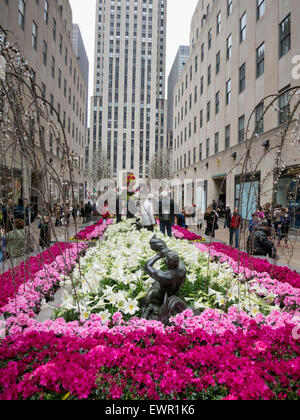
[
  {"x1": 32, "y1": 21, "x2": 37, "y2": 50},
  {"x1": 278, "y1": 89, "x2": 291, "y2": 125},
  {"x1": 227, "y1": 0, "x2": 233, "y2": 17},
  {"x1": 239, "y1": 63, "x2": 246, "y2": 93},
  {"x1": 207, "y1": 102, "x2": 211, "y2": 122},
  {"x1": 201, "y1": 43, "x2": 204, "y2": 62},
  {"x1": 225, "y1": 125, "x2": 231, "y2": 149},
  {"x1": 18, "y1": 0, "x2": 25, "y2": 30},
  {"x1": 255, "y1": 102, "x2": 264, "y2": 135},
  {"x1": 256, "y1": 42, "x2": 265, "y2": 78},
  {"x1": 208, "y1": 29, "x2": 212, "y2": 50},
  {"x1": 216, "y1": 51, "x2": 220, "y2": 74},
  {"x1": 215, "y1": 132, "x2": 219, "y2": 154},
  {"x1": 215, "y1": 91, "x2": 220, "y2": 114},
  {"x1": 199, "y1": 143, "x2": 203, "y2": 161},
  {"x1": 227, "y1": 34, "x2": 232, "y2": 60},
  {"x1": 240, "y1": 12, "x2": 247, "y2": 43},
  {"x1": 53, "y1": 19, "x2": 56, "y2": 41},
  {"x1": 200, "y1": 76, "x2": 204, "y2": 95},
  {"x1": 217, "y1": 11, "x2": 221, "y2": 35},
  {"x1": 51, "y1": 56, "x2": 55, "y2": 78},
  {"x1": 42, "y1": 41, "x2": 47, "y2": 66},
  {"x1": 207, "y1": 65, "x2": 211, "y2": 86},
  {"x1": 239, "y1": 115, "x2": 245, "y2": 143},
  {"x1": 279, "y1": 15, "x2": 291, "y2": 58},
  {"x1": 200, "y1": 110, "x2": 203, "y2": 128},
  {"x1": 226, "y1": 79, "x2": 231, "y2": 105},
  {"x1": 206, "y1": 139, "x2": 210, "y2": 158},
  {"x1": 257, "y1": 0, "x2": 265, "y2": 21},
  {"x1": 44, "y1": 0, "x2": 49, "y2": 24}
]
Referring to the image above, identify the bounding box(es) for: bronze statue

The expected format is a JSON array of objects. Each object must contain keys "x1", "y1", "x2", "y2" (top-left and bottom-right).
[{"x1": 142, "y1": 236, "x2": 199, "y2": 324}]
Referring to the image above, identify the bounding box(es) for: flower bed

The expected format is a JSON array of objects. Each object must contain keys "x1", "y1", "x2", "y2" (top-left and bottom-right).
[
  {"x1": 0, "y1": 220, "x2": 299, "y2": 401},
  {"x1": 0, "y1": 243, "x2": 70, "y2": 309},
  {"x1": 172, "y1": 225, "x2": 204, "y2": 242},
  {"x1": 198, "y1": 242, "x2": 300, "y2": 289},
  {"x1": 0, "y1": 311, "x2": 299, "y2": 400},
  {"x1": 55, "y1": 220, "x2": 300, "y2": 323},
  {"x1": 0, "y1": 243, "x2": 87, "y2": 321},
  {"x1": 74, "y1": 219, "x2": 114, "y2": 241}
]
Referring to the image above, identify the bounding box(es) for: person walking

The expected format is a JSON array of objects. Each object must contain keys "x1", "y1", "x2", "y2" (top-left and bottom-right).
[
  {"x1": 204, "y1": 205, "x2": 219, "y2": 238},
  {"x1": 38, "y1": 210, "x2": 51, "y2": 249},
  {"x1": 102, "y1": 200, "x2": 110, "y2": 225},
  {"x1": 2, "y1": 198, "x2": 14, "y2": 232},
  {"x1": 278, "y1": 207, "x2": 290, "y2": 248},
  {"x1": 224, "y1": 205, "x2": 231, "y2": 229},
  {"x1": 141, "y1": 194, "x2": 156, "y2": 232},
  {"x1": 85, "y1": 201, "x2": 93, "y2": 223},
  {"x1": 228, "y1": 207, "x2": 242, "y2": 249},
  {"x1": 5, "y1": 218, "x2": 27, "y2": 259},
  {"x1": 159, "y1": 191, "x2": 175, "y2": 237}
]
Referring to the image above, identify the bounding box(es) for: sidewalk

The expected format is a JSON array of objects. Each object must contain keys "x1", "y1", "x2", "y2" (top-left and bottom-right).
[{"x1": 192, "y1": 223, "x2": 300, "y2": 272}]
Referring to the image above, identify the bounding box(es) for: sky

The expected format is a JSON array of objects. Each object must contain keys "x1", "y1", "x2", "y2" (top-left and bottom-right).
[{"x1": 69, "y1": 0, "x2": 199, "y2": 112}]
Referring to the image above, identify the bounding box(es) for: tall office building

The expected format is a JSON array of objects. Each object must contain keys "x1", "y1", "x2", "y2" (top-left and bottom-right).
[
  {"x1": 72, "y1": 24, "x2": 89, "y2": 119},
  {"x1": 167, "y1": 45, "x2": 190, "y2": 149},
  {"x1": 90, "y1": 0, "x2": 167, "y2": 180}
]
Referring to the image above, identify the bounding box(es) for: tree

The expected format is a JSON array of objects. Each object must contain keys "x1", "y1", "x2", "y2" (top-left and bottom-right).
[
  {"x1": 85, "y1": 148, "x2": 111, "y2": 199},
  {"x1": 149, "y1": 149, "x2": 172, "y2": 180}
]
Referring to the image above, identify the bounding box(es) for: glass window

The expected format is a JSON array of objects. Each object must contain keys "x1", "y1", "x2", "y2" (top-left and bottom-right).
[
  {"x1": 18, "y1": 0, "x2": 25, "y2": 29},
  {"x1": 257, "y1": 0, "x2": 265, "y2": 21},
  {"x1": 279, "y1": 15, "x2": 291, "y2": 58},
  {"x1": 32, "y1": 21, "x2": 37, "y2": 49},
  {"x1": 255, "y1": 103, "x2": 264, "y2": 134},
  {"x1": 227, "y1": 34, "x2": 232, "y2": 60},
  {"x1": 226, "y1": 79, "x2": 231, "y2": 105},
  {"x1": 225, "y1": 125, "x2": 231, "y2": 149},
  {"x1": 239, "y1": 115, "x2": 245, "y2": 143},
  {"x1": 239, "y1": 63, "x2": 246, "y2": 93},
  {"x1": 227, "y1": 0, "x2": 233, "y2": 17},
  {"x1": 278, "y1": 89, "x2": 290, "y2": 125},
  {"x1": 256, "y1": 42, "x2": 265, "y2": 78},
  {"x1": 240, "y1": 12, "x2": 246, "y2": 43}
]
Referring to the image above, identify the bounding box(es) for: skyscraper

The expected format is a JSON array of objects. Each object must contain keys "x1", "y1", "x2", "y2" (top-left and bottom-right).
[
  {"x1": 90, "y1": 0, "x2": 167, "y2": 180},
  {"x1": 167, "y1": 45, "x2": 190, "y2": 150}
]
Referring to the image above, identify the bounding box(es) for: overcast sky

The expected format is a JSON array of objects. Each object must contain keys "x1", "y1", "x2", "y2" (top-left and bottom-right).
[{"x1": 69, "y1": 0, "x2": 199, "y2": 109}]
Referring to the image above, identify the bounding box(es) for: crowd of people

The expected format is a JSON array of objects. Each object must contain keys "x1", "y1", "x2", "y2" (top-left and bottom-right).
[
  {"x1": 0, "y1": 198, "x2": 94, "y2": 262},
  {"x1": 205, "y1": 200, "x2": 293, "y2": 260}
]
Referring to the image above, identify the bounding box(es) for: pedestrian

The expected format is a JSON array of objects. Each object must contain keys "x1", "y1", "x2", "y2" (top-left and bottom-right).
[
  {"x1": 38, "y1": 210, "x2": 51, "y2": 249},
  {"x1": 273, "y1": 204, "x2": 283, "y2": 241},
  {"x1": 141, "y1": 194, "x2": 156, "y2": 232},
  {"x1": 249, "y1": 212, "x2": 260, "y2": 234},
  {"x1": 212, "y1": 200, "x2": 217, "y2": 211},
  {"x1": 224, "y1": 205, "x2": 231, "y2": 229},
  {"x1": 5, "y1": 218, "x2": 26, "y2": 259},
  {"x1": 176, "y1": 209, "x2": 188, "y2": 230},
  {"x1": 2, "y1": 198, "x2": 14, "y2": 232},
  {"x1": 79, "y1": 201, "x2": 86, "y2": 223},
  {"x1": 277, "y1": 207, "x2": 290, "y2": 248},
  {"x1": 14, "y1": 198, "x2": 25, "y2": 222},
  {"x1": 159, "y1": 191, "x2": 175, "y2": 237},
  {"x1": 247, "y1": 221, "x2": 277, "y2": 260},
  {"x1": 263, "y1": 203, "x2": 272, "y2": 227},
  {"x1": 228, "y1": 207, "x2": 242, "y2": 249},
  {"x1": 102, "y1": 200, "x2": 110, "y2": 225},
  {"x1": 204, "y1": 205, "x2": 219, "y2": 237},
  {"x1": 85, "y1": 201, "x2": 93, "y2": 223}
]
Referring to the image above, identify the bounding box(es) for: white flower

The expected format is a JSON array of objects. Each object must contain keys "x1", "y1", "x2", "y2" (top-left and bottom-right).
[
  {"x1": 99, "y1": 310, "x2": 110, "y2": 323},
  {"x1": 124, "y1": 299, "x2": 139, "y2": 315}
]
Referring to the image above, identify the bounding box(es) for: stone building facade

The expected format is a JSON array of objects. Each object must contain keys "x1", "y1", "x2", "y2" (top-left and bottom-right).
[{"x1": 172, "y1": 0, "x2": 300, "y2": 226}]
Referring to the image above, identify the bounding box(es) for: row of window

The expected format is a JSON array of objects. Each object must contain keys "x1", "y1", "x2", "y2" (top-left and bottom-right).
[
  {"x1": 18, "y1": 0, "x2": 86, "y2": 105},
  {"x1": 174, "y1": 87, "x2": 291, "y2": 158},
  {"x1": 176, "y1": 8, "x2": 291, "y2": 107}
]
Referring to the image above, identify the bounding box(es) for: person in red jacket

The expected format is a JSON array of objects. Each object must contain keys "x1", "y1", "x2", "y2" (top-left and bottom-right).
[{"x1": 228, "y1": 207, "x2": 242, "y2": 249}]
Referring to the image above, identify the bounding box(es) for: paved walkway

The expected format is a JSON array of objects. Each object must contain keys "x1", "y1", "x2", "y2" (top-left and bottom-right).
[{"x1": 191, "y1": 222, "x2": 300, "y2": 272}]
